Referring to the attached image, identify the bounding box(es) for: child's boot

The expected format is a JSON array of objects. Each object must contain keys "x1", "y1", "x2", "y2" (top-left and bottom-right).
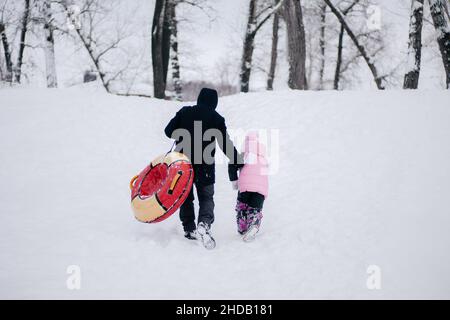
[
  {"x1": 242, "y1": 208, "x2": 263, "y2": 242},
  {"x1": 236, "y1": 201, "x2": 250, "y2": 235}
]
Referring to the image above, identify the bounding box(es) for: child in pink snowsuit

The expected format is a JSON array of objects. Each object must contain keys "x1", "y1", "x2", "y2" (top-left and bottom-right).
[{"x1": 228, "y1": 132, "x2": 269, "y2": 240}]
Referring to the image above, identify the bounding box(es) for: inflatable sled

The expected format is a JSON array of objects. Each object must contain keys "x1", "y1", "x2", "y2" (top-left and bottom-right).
[{"x1": 130, "y1": 152, "x2": 194, "y2": 223}]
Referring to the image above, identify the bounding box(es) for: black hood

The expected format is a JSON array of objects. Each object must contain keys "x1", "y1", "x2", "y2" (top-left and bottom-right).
[{"x1": 197, "y1": 88, "x2": 218, "y2": 110}]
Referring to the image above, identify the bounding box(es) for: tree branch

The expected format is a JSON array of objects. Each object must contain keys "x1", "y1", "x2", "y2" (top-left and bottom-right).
[
  {"x1": 324, "y1": 0, "x2": 384, "y2": 89},
  {"x1": 252, "y1": 0, "x2": 286, "y2": 36}
]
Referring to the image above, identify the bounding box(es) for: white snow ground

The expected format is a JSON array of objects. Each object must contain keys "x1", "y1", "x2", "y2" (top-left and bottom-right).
[{"x1": 0, "y1": 87, "x2": 450, "y2": 299}]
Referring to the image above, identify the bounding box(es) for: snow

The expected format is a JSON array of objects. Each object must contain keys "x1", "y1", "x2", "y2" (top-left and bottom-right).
[
  {"x1": 404, "y1": 0, "x2": 423, "y2": 74},
  {"x1": 405, "y1": 44, "x2": 419, "y2": 74},
  {"x1": 412, "y1": 1, "x2": 424, "y2": 11},
  {"x1": 1, "y1": 87, "x2": 450, "y2": 299}
]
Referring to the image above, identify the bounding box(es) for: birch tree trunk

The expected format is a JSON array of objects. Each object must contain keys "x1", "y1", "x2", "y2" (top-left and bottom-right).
[
  {"x1": 325, "y1": 0, "x2": 384, "y2": 89},
  {"x1": 240, "y1": 0, "x2": 257, "y2": 93},
  {"x1": 0, "y1": 22, "x2": 13, "y2": 83},
  {"x1": 284, "y1": 0, "x2": 307, "y2": 90},
  {"x1": 42, "y1": 0, "x2": 57, "y2": 88},
  {"x1": 15, "y1": 0, "x2": 31, "y2": 83},
  {"x1": 169, "y1": 2, "x2": 182, "y2": 100},
  {"x1": 428, "y1": 0, "x2": 450, "y2": 88},
  {"x1": 404, "y1": 0, "x2": 424, "y2": 89},
  {"x1": 267, "y1": 0, "x2": 279, "y2": 91},
  {"x1": 318, "y1": 3, "x2": 327, "y2": 90}
]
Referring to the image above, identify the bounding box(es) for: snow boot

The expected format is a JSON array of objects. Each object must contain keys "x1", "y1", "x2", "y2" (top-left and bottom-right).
[
  {"x1": 236, "y1": 201, "x2": 250, "y2": 235},
  {"x1": 197, "y1": 222, "x2": 216, "y2": 250},
  {"x1": 184, "y1": 230, "x2": 197, "y2": 240},
  {"x1": 242, "y1": 223, "x2": 260, "y2": 242},
  {"x1": 242, "y1": 210, "x2": 263, "y2": 242}
]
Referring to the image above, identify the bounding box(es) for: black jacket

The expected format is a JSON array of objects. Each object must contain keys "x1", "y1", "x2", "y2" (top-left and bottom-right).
[{"x1": 164, "y1": 88, "x2": 242, "y2": 185}]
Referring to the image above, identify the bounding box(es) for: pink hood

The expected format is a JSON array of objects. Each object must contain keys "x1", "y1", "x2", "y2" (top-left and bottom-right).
[{"x1": 238, "y1": 132, "x2": 269, "y2": 198}]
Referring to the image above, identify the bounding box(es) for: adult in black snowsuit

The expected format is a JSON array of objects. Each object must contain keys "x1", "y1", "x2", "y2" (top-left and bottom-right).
[{"x1": 164, "y1": 88, "x2": 242, "y2": 238}]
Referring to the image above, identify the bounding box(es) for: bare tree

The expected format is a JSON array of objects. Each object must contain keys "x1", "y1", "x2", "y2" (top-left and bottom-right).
[
  {"x1": 56, "y1": 0, "x2": 146, "y2": 96},
  {"x1": 15, "y1": 0, "x2": 30, "y2": 83},
  {"x1": 169, "y1": 1, "x2": 182, "y2": 100},
  {"x1": 41, "y1": 0, "x2": 57, "y2": 88},
  {"x1": 62, "y1": 2, "x2": 109, "y2": 92},
  {"x1": 240, "y1": 0, "x2": 257, "y2": 93},
  {"x1": 1, "y1": 0, "x2": 32, "y2": 84},
  {"x1": 324, "y1": 0, "x2": 384, "y2": 89},
  {"x1": 0, "y1": 21, "x2": 12, "y2": 82},
  {"x1": 284, "y1": 0, "x2": 307, "y2": 90},
  {"x1": 0, "y1": 44, "x2": 3, "y2": 79},
  {"x1": 428, "y1": 0, "x2": 450, "y2": 88},
  {"x1": 404, "y1": 0, "x2": 424, "y2": 89},
  {"x1": 333, "y1": 0, "x2": 360, "y2": 90},
  {"x1": 152, "y1": 0, "x2": 172, "y2": 99},
  {"x1": 240, "y1": 0, "x2": 285, "y2": 92},
  {"x1": 318, "y1": 3, "x2": 326, "y2": 89},
  {"x1": 152, "y1": 0, "x2": 213, "y2": 100},
  {"x1": 0, "y1": 53, "x2": 3, "y2": 80},
  {"x1": 267, "y1": 0, "x2": 279, "y2": 90}
]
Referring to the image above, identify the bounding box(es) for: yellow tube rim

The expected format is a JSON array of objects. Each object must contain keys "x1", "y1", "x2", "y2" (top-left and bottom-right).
[{"x1": 129, "y1": 175, "x2": 139, "y2": 190}]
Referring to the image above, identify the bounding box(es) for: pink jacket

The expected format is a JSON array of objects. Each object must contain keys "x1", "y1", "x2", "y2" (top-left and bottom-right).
[{"x1": 238, "y1": 132, "x2": 269, "y2": 198}]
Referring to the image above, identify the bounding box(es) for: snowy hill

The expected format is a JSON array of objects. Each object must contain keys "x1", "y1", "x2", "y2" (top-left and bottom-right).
[{"x1": 1, "y1": 87, "x2": 450, "y2": 299}]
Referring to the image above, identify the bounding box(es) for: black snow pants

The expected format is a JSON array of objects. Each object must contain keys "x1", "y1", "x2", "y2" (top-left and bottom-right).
[{"x1": 180, "y1": 183, "x2": 214, "y2": 232}]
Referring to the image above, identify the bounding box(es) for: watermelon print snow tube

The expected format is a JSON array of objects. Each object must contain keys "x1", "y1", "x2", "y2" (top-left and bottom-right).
[{"x1": 130, "y1": 152, "x2": 194, "y2": 223}]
